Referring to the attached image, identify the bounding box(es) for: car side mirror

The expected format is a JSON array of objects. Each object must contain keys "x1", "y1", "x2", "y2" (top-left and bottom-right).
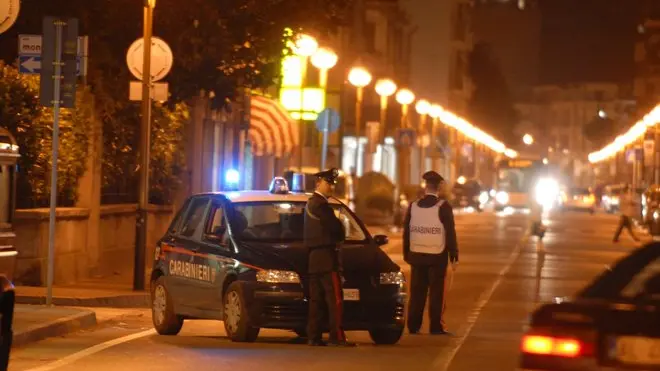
[{"x1": 373, "y1": 234, "x2": 388, "y2": 246}]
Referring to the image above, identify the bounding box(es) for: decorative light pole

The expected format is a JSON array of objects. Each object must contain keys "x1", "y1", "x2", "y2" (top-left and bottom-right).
[
  {"x1": 348, "y1": 66, "x2": 372, "y2": 176},
  {"x1": 395, "y1": 88, "x2": 415, "y2": 192},
  {"x1": 311, "y1": 46, "x2": 338, "y2": 169},
  {"x1": 375, "y1": 79, "x2": 397, "y2": 173},
  {"x1": 415, "y1": 99, "x2": 430, "y2": 174},
  {"x1": 292, "y1": 33, "x2": 318, "y2": 172}
]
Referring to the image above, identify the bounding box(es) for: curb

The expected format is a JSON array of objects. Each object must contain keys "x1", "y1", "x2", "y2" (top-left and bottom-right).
[
  {"x1": 16, "y1": 294, "x2": 150, "y2": 308},
  {"x1": 13, "y1": 310, "x2": 97, "y2": 347}
]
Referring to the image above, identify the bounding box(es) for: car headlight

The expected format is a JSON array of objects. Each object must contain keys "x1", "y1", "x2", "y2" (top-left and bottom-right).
[
  {"x1": 611, "y1": 197, "x2": 619, "y2": 205},
  {"x1": 535, "y1": 178, "x2": 559, "y2": 207},
  {"x1": 654, "y1": 211, "x2": 659, "y2": 220},
  {"x1": 256, "y1": 270, "x2": 300, "y2": 283},
  {"x1": 380, "y1": 271, "x2": 406, "y2": 286},
  {"x1": 495, "y1": 191, "x2": 509, "y2": 204},
  {"x1": 478, "y1": 191, "x2": 489, "y2": 204}
]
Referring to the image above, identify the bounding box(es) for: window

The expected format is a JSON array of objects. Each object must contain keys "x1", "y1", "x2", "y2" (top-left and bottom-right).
[
  {"x1": 205, "y1": 201, "x2": 226, "y2": 236},
  {"x1": 168, "y1": 199, "x2": 191, "y2": 234},
  {"x1": 621, "y1": 258, "x2": 660, "y2": 300},
  {"x1": 229, "y1": 201, "x2": 367, "y2": 243},
  {"x1": 180, "y1": 197, "x2": 209, "y2": 238}
]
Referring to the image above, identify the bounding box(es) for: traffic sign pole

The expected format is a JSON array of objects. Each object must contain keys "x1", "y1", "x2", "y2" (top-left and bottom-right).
[{"x1": 46, "y1": 19, "x2": 64, "y2": 307}]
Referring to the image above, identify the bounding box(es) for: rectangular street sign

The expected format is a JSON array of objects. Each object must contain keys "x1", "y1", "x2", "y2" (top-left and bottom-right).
[
  {"x1": 18, "y1": 34, "x2": 86, "y2": 76},
  {"x1": 19, "y1": 55, "x2": 81, "y2": 75},
  {"x1": 40, "y1": 17, "x2": 79, "y2": 108}
]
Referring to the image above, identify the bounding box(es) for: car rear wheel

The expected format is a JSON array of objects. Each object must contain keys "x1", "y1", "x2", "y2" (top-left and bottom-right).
[
  {"x1": 369, "y1": 327, "x2": 403, "y2": 345},
  {"x1": 223, "y1": 282, "x2": 260, "y2": 342},
  {"x1": 151, "y1": 276, "x2": 184, "y2": 335}
]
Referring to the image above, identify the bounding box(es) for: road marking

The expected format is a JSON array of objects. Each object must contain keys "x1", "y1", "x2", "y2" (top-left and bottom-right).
[
  {"x1": 24, "y1": 328, "x2": 156, "y2": 371},
  {"x1": 432, "y1": 237, "x2": 524, "y2": 370}
]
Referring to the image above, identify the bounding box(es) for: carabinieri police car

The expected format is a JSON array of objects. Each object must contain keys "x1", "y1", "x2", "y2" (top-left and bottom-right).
[{"x1": 150, "y1": 178, "x2": 406, "y2": 344}]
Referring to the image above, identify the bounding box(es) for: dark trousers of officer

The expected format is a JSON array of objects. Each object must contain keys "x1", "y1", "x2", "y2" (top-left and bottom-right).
[
  {"x1": 407, "y1": 260, "x2": 448, "y2": 333},
  {"x1": 613, "y1": 215, "x2": 639, "y2": 242},
  {"x1": 307, "y1": 272, "x2": 346, "y2": 342}
]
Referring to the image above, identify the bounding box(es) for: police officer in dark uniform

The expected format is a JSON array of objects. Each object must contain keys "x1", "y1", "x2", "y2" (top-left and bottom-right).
[
  {"x1": 304, "y1": 168, "x2": 356, "y2": 347},
  {"x1": 403, "y1": 171, "x2": 458, "y2": 334}
]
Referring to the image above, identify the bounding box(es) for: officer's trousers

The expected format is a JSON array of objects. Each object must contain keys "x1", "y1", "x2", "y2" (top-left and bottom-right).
[
  {"x1": 407, "y1": 261, "x2": 449, "y2": 333},
  {"x1": 307, "y1": 272, "x2": 346, "y2": 342}
]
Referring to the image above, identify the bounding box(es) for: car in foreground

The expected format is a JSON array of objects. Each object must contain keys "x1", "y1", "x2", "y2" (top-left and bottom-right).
[
  {"x1": 519, "y1": 242, "x2": 660, "y2": 370},
  {"x1": 150, "y1": 178, "x2": 406, "y2": 345}
]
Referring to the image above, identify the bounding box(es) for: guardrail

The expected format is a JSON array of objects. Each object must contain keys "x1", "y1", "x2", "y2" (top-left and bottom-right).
[{"x1": 0, "y1": 275, "x2": 14, "y2": 371}]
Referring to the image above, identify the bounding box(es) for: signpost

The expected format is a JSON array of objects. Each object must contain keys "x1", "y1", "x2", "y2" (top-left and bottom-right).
[
  {"x1": 18, "y1": 34, "x2": 87, "y2": 76},
  {"x1": 41, "y1": 16, "x2": 79, "y2": 306},
  {"x1": 0, "y1": 0, "x2": 20, "y2": 35},
  {"x1": 315, "y1": 108, "x2": 340, "y2": 170},
  {"x1": 126, "y1": 37, "x2": 173, "y2": 82}
]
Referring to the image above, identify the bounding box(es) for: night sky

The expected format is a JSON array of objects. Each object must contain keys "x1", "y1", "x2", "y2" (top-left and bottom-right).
[{"x1": 539, "y1": 0, "x2": 639, "y2": 85}]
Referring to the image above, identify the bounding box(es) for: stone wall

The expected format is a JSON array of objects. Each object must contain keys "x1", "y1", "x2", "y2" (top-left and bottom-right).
[{"x1": 13, "y1": 204, "x2": 173, "y2": 286}]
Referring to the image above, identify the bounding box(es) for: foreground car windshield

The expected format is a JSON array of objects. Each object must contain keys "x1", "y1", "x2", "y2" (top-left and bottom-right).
[{"x1": 229, "y1": 201, "x2": 367, "y2": 243}]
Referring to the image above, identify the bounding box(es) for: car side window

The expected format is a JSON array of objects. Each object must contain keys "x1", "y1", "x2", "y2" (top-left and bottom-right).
[
  {"x1": 180, "y1": 197, "x2": 210, "y2": 238},
  {"x1": 203, "y1": 200, "x2": 227, "y2": 245},
  {"x1": 167, "y1": 199, "x2": 191, "y2": 235},
  {"x1": 621, "y1": 257, "x2": 660, "y2": 299}
]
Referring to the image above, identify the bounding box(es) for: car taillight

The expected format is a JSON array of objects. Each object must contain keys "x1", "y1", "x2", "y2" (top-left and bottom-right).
[{"x1": 521, "y1": 335, "x2": 582, "y2": 358}]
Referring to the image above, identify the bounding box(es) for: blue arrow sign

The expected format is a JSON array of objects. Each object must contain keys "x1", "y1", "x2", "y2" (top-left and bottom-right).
[{"x1": 18, "y1": 55, "x2": 82, "y2": 75}]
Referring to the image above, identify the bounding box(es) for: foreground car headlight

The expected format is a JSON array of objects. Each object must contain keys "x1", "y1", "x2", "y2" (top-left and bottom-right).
[
  {"x1": 256, "y1": 270, "x2": 300, "y2": 283},
  {"x1": 478, "y1": 191, "x2": 489, "y2": 204},
  {"x1": 495, "y1": 191, "x2": 509, "y2": 204},
  {"x1": 380, "y1": 271, "x2": 406, "y2": 286}
]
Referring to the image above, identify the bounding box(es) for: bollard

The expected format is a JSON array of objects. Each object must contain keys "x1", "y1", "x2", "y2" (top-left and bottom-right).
[{"x1": 0, "y1": 275, "x2": 14, "y2": 371}]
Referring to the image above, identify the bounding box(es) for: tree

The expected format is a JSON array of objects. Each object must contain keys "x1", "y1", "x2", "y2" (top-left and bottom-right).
[
  {"x1": 467, "y1": 42, "x2": 519, "y2": 145},
  {"x1": 0, "y1": 62, "x2": 90, "y2": 208}
]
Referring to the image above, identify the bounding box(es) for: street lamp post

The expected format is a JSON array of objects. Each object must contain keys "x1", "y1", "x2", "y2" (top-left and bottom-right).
[
  {"x1": 311, "y1": 47, "x2": 338, "y2": 169},
  {"x1": 292, "y1": 34, "x2": 318, "y2": 172},
  {"x1": 415, "y1": 99, "x2": 430, "y2": 175},
  {"x1": 429, "y1": 104, "x2": 443, "y2": 175},
  {"x1": 395, "y1": 88, "x2": 415, "y2": 192},
  {"x1": 348, "y1": 66, "x2": 372, "y2": 176},
  {"x1": 375, "y1": 78, "x2": 397, "y2": 172},
  {"x1": 134, "y1": 0, "x2": 156, "y2": 291}
]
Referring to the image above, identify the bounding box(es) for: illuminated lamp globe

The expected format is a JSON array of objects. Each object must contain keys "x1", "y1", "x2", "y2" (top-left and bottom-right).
[
  {"x1": 348, "y1": 67, "x2": 372, "y2": 88},
  {"x1": 523, "y1": 133, "x2": 534, "y2": 145},
  {"x1": 311, "y1": 47, "x2": 338, "y2": 69},
  {"x1": 292, "y1": 33, "x2": 318, "y2": 57},
  {"x1": 415, "y1": 99, "x2": 431, "y2": 115},
  {"x1": 429, "y1": 104, "x2": 443, "y2": 119},
  {"x1": 375, "y1": 79, "x2": 397, "y2": 97},
  {"x1": 396, "y1": 89, "x2": 415, "y2": 105}
]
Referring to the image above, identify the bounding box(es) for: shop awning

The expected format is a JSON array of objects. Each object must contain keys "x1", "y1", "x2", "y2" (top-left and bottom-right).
[{"x1": 249, "y1": 94, "x2": 298, "y2": 158}]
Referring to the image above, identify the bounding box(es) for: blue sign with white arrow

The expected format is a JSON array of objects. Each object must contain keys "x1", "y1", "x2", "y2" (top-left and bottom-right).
[{"x1": 18, "y1": 55, "x2": 82, "y2": 75}]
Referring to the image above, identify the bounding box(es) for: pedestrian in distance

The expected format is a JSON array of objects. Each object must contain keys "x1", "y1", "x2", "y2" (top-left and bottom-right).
[
  {"x1": 613, "y1": 184, "x2": 641, "y2": 243},
  {"x1": 403, "y1": 171, "x2": 459, "y2": 335},
  {"x1": 304, "y1": 168, "x2": 356, "y2": 347}
]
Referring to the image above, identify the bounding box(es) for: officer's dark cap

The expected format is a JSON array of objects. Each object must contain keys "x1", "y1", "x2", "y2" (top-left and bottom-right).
[
  {"x1": 422, "y1": 171, "x2": 444, "y2": 186},
  {"x1": 314, "y1": 168, "x2": 340, "y2": 185}
]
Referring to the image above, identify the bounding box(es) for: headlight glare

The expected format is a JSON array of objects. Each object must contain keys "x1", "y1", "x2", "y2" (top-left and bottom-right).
[
  {"x1": 256, "y1": 270, "x2": 300, "y2": 283},
  {"x1": 496, "y1": 191, "x2": 509, "y2": 204}
]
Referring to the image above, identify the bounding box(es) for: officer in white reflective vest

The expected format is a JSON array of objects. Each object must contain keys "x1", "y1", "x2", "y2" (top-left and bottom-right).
[{"x1": 403, "y1": 171, "x2": 458, "y2": 335}]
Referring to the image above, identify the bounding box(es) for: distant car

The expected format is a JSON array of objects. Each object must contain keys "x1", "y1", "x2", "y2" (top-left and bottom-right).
[
  {"x1": 150, "y1": 178, "x2": 406, "y2": 345},
  {"x1": 519, "y1": 243, "x2": 660, "y2": 370},
  {"x1": 560, "y1": 187, "x2": 595, "y2": 213},
  {"x1": 451, "y1": 178, "x2": 488, "y2": 212}
]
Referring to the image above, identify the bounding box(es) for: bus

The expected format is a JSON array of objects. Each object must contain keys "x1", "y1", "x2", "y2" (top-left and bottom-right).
[{"x1": 493, "y1": 158, "x2": 560, "y2": 211}]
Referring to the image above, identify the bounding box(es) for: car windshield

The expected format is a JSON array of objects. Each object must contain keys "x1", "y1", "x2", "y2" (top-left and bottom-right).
[
  {"x1": 228, "y1": 201, "x2": 367, "y2": 243},
  {"x1": 579, "y1": 244, "x2": 660, "y2": 302}
]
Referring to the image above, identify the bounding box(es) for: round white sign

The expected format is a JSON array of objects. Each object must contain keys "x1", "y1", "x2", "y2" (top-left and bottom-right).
[
  {"x1": 126, "y1": 37, "x2": 173, "y2": 82},
  {"x1": 0, "y1": 0, "x2": 20, "y2": 35}
]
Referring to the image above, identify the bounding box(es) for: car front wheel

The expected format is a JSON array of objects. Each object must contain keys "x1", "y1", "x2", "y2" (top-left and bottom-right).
[
  {"x1": 369, "y1": 327, "x2": 403, "y2": 345},
  {"x1": 151, "y1": 276, "x2": 184, "y2": 335},
  {"x1": 223, "y1": 282, "x2": 260, "y2": 342}
]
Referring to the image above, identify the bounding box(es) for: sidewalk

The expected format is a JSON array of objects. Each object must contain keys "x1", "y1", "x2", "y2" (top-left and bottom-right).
[
  {"x1": 15, "y1": 285, "x2": 150, "y2": 308},
  {"x1": 13, "y1": 305, "x2": 97, "y2": 347}
]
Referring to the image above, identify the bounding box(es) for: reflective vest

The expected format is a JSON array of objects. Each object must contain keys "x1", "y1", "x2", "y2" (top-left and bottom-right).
[{"x1": 409, "y1": 200, "x2": 446, "y2": 255}]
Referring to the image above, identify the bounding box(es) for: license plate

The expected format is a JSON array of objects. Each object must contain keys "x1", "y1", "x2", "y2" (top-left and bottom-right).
[
  {"x1": 343, "y1": 288, "x2": 359, "y2": 301},
  {"x1": 611, "y1": 336, "x2": 660, "y2": 366}
]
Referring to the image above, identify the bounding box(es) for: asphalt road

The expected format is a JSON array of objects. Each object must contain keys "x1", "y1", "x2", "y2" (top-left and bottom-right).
[{"x1": 9, "y1": 209, "x2": 643, "y2": 371}]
